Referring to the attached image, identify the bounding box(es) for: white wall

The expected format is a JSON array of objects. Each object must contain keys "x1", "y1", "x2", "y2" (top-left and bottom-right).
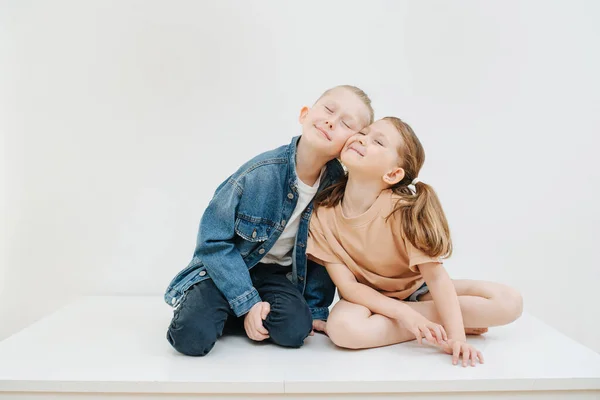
[
  {"x1": 0, "y1": 66, "x2": 5, "y2": 314},
  {"x1": 2, "y1": 0, "x2": 599, "y2": 351},
  {"x1": 1, "y1": 3, "x2": 9, "y2": 334}
]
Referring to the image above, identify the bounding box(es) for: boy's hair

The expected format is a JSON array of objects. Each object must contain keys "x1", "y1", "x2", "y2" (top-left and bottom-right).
[
  {"x1": 314, "y1": 116, "x2": 452, "y2": 259},
  {"x1": 317, "y1": 85, "x2": 375, "y2": 125}
]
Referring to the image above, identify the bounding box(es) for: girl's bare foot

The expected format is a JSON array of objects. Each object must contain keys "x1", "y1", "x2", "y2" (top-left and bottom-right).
[{"x1": 465, "y1": 327, "x2": 488, "y2": 335}]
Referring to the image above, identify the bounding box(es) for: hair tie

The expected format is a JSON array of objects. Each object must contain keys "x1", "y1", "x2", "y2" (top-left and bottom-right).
[{"x1": 408, "y1": 177, "x2": 421, "y2": 194}]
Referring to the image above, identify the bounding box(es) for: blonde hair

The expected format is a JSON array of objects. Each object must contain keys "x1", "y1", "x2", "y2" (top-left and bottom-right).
[
  {"x1": 317, "y1": 85, "x2": 375, "y2": 125},
  {"x1": 315, "y1": 116, "x2": 452, "y2": 259}
]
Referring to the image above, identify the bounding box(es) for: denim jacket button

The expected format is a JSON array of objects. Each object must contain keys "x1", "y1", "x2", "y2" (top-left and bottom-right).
[
  {"x1": 298, "y1": 275, "x2": 304, "y2": 281},
  {"x1": 258, "y1": 248, "x2": 265, "y2": 254},
  {"x1": 199, "y1": 270, "x2": 207, "y2": 277},
  {"x1": 252, "y1": 230, "x2": 257, "y2": 238},
  {"x1": 171, "y1": 298, "x2": 177, "y2": 305},
  {"x1": 281, "y1": 219, "x2": 286, "y2": 226},
  {"x1": 287, "y1": 193, "x2": 294, "y2": 200}
]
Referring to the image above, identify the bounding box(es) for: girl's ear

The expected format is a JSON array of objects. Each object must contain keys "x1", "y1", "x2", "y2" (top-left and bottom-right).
[{"x1": 383, "y1": 167, "x2": 405, "y2": 185}]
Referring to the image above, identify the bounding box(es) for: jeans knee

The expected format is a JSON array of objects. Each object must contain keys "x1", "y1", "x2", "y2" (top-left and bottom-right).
[
  {"x1": 165, "y1": 280, "x2": 231, "y2": 356},
  {"x1": 266, "y1": 303, "x2": 312, "y2": 348},
  {"x1": 167, "y1": 319, "x2": 219, "y2": 356}
]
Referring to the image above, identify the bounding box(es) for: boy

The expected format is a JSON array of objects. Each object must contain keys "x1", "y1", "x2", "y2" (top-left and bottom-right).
[{"x1": 165, "y1": 85, "x2": 374, "y2": 356}]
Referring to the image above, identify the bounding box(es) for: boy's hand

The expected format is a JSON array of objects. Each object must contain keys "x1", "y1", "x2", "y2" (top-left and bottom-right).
[
  {"x1": 310, "y1": 319, "x2": 327, "y2": 336},
  {"x1": 244, "y1": 301, "x2": 270, "y2": 341},
  {"x1": 399, "y1": 309, "x2": 447, "y2": 345},
  {"x1": 439, "y1": 339, "x2": 484, "y2": 367}
]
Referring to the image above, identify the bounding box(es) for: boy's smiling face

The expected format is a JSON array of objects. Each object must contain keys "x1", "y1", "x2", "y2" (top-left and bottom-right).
[{"x1": 299, "y1": 87, "x2": 372, "y2": 158}]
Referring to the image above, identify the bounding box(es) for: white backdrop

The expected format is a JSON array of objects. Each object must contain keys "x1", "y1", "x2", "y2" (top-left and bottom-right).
[{"x1": 1, "y1": 0, "x2": 599, "y2": 351}]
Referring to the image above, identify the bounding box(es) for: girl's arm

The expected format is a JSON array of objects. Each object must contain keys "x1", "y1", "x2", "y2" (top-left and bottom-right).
[
  {"x1": 326, "y1": 263, "x2": 446, "y2": 344},
  {"x1": 420, "y1": 262, "x2": 484, "y2": 366},
  {"x1": 419, "y1": 262, "x2": 465, "y2": 341}
]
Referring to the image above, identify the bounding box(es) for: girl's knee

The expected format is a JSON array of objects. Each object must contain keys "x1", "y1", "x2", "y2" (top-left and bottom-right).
[
  {"x1": 495, "y1": 285, "x2": 523, "y2": 324},
  {"x1": 505, "y1": 286, "x2": 523, "y2": 321},
  {"x1": 326, "y1": 314, "x2": 363, "y2": 349}
]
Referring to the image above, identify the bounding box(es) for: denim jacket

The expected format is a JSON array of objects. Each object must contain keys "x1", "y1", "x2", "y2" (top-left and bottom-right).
[{"x1": 164, "y1": 136, "x2": 344, "y2": 320}]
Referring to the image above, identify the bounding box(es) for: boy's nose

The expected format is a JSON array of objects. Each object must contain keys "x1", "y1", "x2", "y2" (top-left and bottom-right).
[{"x1": 325, "y1": 121, "x2": 334, "y2": 129}]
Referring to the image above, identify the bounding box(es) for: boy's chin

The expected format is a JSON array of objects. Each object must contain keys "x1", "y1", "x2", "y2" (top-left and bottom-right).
[
  {"x1": 304, "y1": 129, "x2": 329, "y2": 144},
  {"x1": 303, "y1": 131, "x2": 337, "y2": 153}
]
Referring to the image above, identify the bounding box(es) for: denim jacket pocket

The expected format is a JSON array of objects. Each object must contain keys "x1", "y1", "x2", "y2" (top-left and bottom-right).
[{"x1": 234, "y1": 217, "x2": 270, "y2": 242}]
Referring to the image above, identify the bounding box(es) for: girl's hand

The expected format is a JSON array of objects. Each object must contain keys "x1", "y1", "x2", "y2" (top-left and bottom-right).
[
  {"x1": 440, "y1": 339, "x2": 484, "y2": 367},
  {"x1": 399, "y1": 310, "x2": 447, "y2": 345}
]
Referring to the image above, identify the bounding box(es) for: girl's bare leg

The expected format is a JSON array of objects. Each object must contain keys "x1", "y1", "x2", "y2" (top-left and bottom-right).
[
  {"x1": 410, "y1": 279, "x2": 523, "y2": 331},
  {"x1": 326, "y1": 299, "x2": 416, "y2": 349},
  {"x1": 326, "y1": 280, "x2": 522, "y2": 349}
]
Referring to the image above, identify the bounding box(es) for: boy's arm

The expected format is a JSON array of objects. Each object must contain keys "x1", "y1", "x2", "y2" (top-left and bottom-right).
[
  {"x1": 304, "y1": 259, "x2": 336, "y2": 320},
  {"x1": 419, "y1": 262, "x2": 466, "y2": 341},
  {"x1": 195, "y1": 178, "x2": 261, "y2": 317}
]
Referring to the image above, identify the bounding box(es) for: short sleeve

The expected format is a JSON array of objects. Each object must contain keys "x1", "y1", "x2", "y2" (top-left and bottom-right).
[
  {"x1": 404, "y1": 237, "x2": 442, "y2": 272},
  {"x1": 307, "y1": 212, "x2": 342, "y2": 267}
]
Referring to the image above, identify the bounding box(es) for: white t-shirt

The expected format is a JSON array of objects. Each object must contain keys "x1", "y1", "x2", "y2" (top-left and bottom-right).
[{"x1": 261, "y1": 169, "x2": 324, "y2": 266}]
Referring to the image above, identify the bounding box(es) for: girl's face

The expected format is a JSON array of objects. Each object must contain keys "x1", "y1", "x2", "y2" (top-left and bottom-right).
[
  {"x1": 299, "y1": 87, "x2": 371, "y2": 159},
  {"x1": 341, "y1": 119, "x2": 405, "y2": 184}
]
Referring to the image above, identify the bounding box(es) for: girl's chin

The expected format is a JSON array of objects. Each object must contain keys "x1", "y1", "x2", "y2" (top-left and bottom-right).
[
  {"x1": 340, "y1": 152, "x2": 360, "y2": 166},
  {"x1": 341, "y1": 161, "x2": 379, "y2": 178},
  {"x1": 340, "y1": 160, "x2": 363, "y2": 174}
]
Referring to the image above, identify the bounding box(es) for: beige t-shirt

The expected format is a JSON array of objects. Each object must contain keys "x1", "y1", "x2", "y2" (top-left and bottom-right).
[{"x1": 307, "y1": 189, "x2": 442, "y2": 300}]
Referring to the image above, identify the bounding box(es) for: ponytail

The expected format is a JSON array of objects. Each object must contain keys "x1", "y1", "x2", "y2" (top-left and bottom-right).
[
  {"x1": 317, "y1": 116, "x2": 452, "y2": 259},
  {"x1": 389, "y1": 181, "x2": 452, "y2": 259}
]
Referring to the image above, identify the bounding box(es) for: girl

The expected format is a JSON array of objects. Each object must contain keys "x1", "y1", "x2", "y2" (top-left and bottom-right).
[{"x1": 307, "y1": 117, "x2": 523, "y2": 367}]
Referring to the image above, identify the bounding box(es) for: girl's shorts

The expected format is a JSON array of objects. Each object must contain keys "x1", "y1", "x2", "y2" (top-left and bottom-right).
[{"x1": 405, "y1": 282, "x2": 429, "y2": 302}]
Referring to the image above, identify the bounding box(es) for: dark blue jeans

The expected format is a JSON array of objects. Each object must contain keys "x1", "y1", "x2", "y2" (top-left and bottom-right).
[{"x1": 166, "y1": 263, "x2": 313, "y2": 356}]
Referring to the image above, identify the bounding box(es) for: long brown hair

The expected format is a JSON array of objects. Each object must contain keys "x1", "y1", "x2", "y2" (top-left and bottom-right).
[{"x1": 314, "y1": 117, "x2": 452, "y2": 259}]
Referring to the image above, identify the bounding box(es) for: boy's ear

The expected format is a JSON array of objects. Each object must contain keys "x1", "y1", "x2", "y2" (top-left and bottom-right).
[
  {"x1": 298, "y1": 106, "x2": 309, "y2": 123},
  {"x1": 383, "y1": 167, "x2": 405, "y2": 186}
]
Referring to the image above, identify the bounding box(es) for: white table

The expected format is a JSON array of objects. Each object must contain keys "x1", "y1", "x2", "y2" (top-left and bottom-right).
[{"x1": 0, "y1": 296, "x2": 598, "y2": 399}]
